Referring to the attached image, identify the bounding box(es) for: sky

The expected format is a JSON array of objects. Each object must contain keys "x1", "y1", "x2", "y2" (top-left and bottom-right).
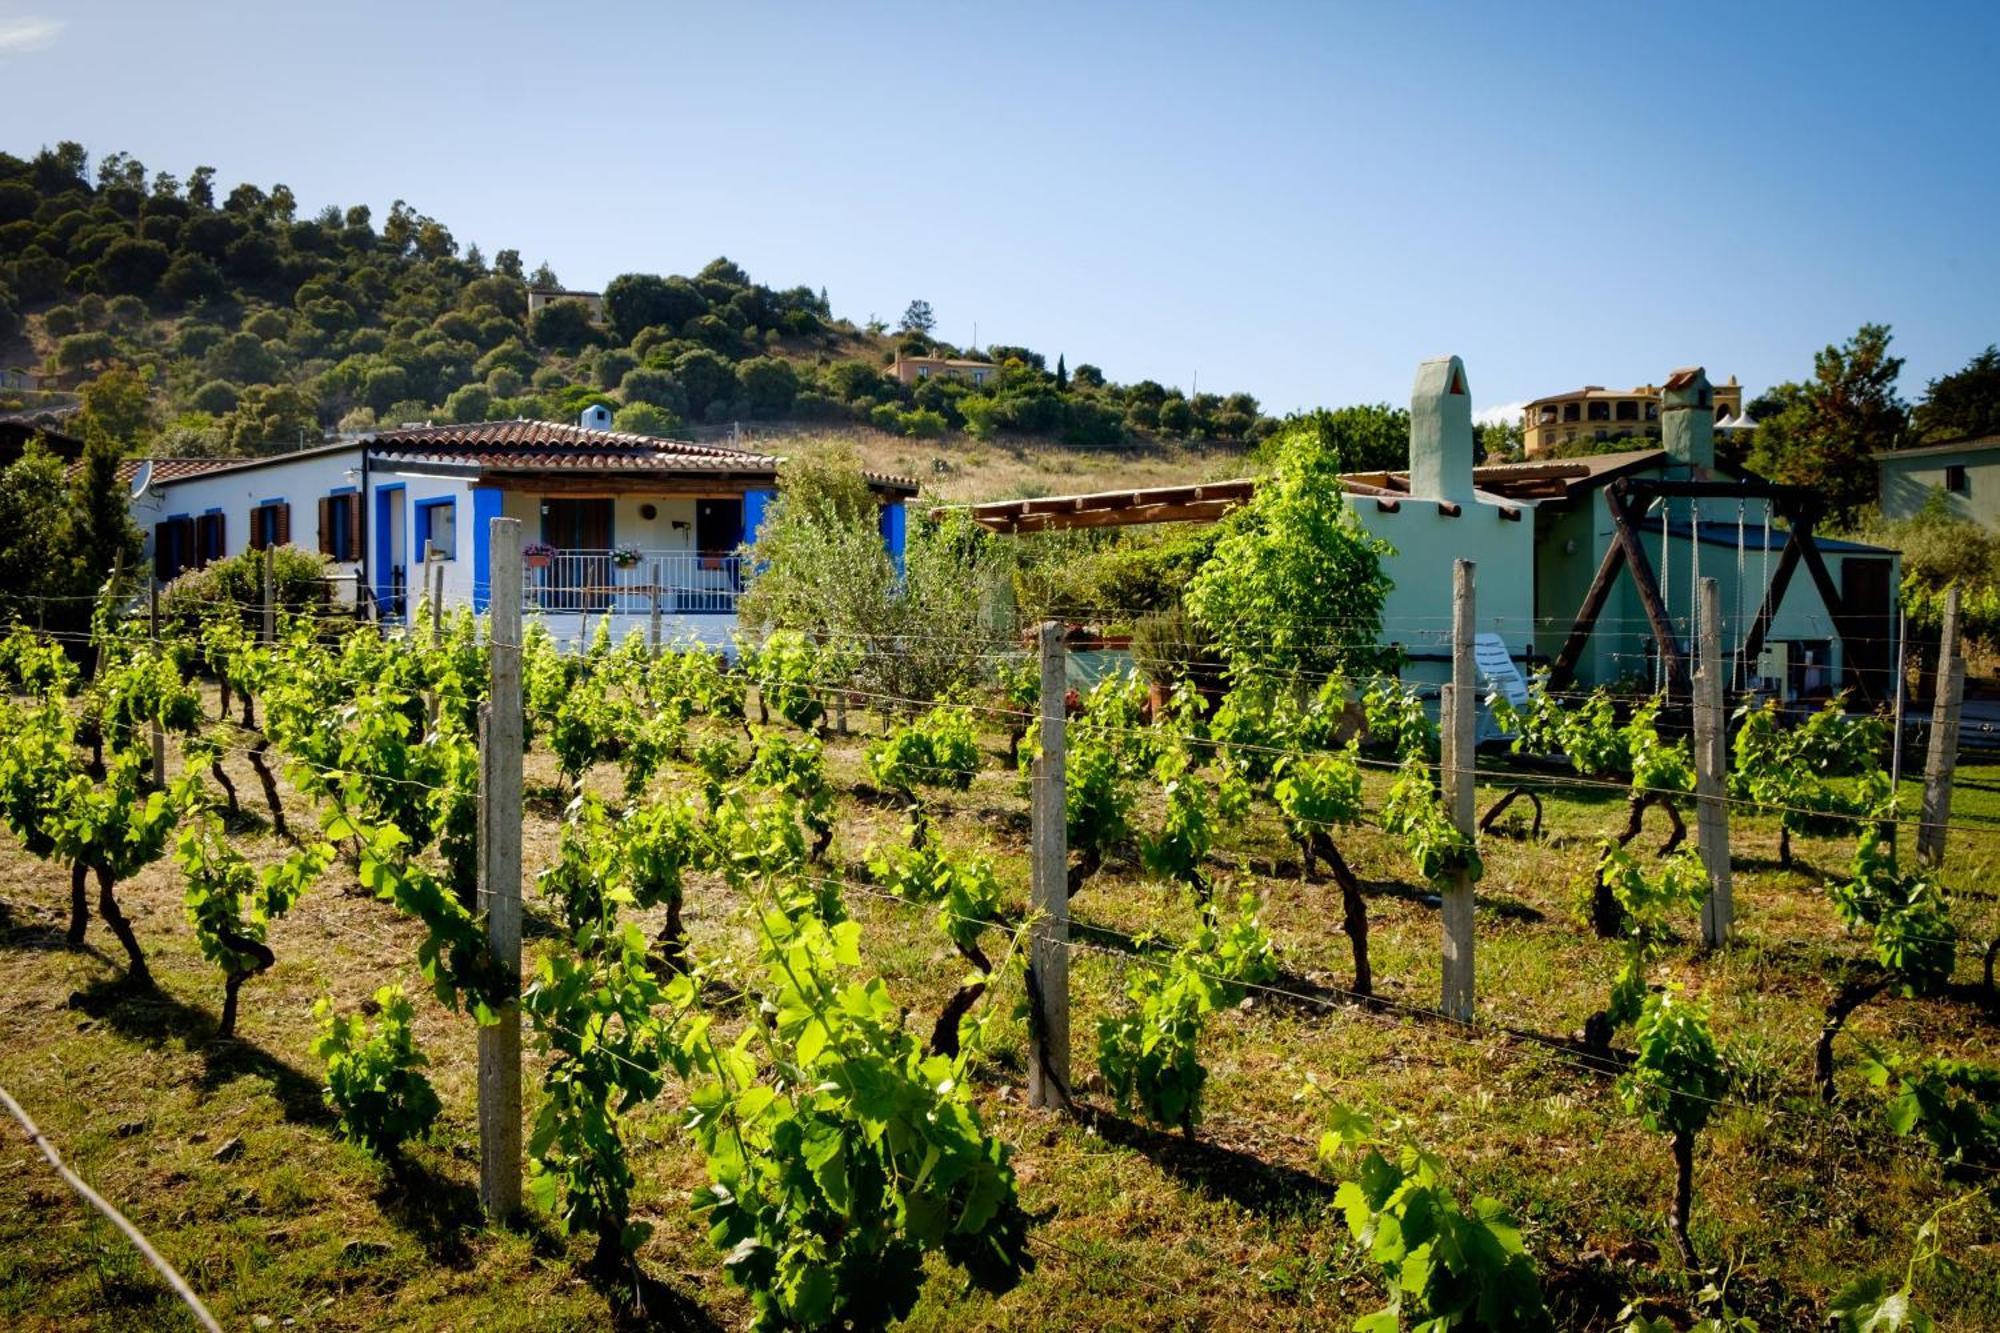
[{"x1": 5, "y1": 1, "x2": 1997, "y2": 421}]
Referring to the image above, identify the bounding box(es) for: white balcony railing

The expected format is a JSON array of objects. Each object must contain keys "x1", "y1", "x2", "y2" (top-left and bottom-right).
[{"x1": 526, "y1": 549, "x2": 744, "y2": 615}]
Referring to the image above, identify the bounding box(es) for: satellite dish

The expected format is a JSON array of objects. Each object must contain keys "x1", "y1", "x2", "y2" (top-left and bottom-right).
[{"x1": 128, "y1": 459, "x2": 153, "y2": 499}]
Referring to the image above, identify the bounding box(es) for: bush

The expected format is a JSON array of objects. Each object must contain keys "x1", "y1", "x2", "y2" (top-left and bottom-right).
[
  {"x1": 312, "y1": 986, "x2": 442, "y2": 1158},
  {"x1": 187, "y1": 379, "x2": 241, "y2": 416},
  {"x1": 612, "y1": 401, "x2": 679, "y2": 436},
  {"x1": 900, "y1": 407, "x2": 947, "y2": 438},
  {"x1": 619, "y1": 366, "x2": 688, "y2": 416},
  {"x1": 160, "y1": 546, "x2": 331, "y2": 631}
]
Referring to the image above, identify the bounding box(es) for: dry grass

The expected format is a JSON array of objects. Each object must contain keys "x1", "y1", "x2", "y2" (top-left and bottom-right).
[
  {"x1": 718, "y1": 425, "x2": 1253, "y2": 507},
  {"x1": 1, "y1": 694, "x2": 1997, "y2": 1331}
]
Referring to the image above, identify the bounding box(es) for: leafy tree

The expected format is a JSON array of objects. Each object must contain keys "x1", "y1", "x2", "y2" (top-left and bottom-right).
[
  {"x1": 737, "y1": 355, "x2": 799, "y2": 417},
  {"x1": 1909, "y1": 344, "x2": 2000, "y2": 444},
  {"x1": 603, "y1": 272, "x2": 708, "y2": 344},
  {"x1": 1748, "y1": 323, "x2": 1907, "y2": 524},
  {"x1": 611, "y1": 401, "x2": 678, "y2": 436},
  {"x1": 1185, "y1": 415, "x2": 1394, "y2": 680},
  {"x1": 671, "y1": 347, "x2": 737, "y2": 413},
  {"x1": 93, "y1": 237, "x2": 170, "y2": 296},
  {"x1": 0, "y1": 440, "x2": 84, "y2": 616},
  {"x1": 899, "y1": 298, "x2": 935, "y2": 335},
  {"x1": 220, "y1": 383, "x2": 320, "y2": 455},
  {"x1": 531, "y1": 297, "x2": 598, "y2": 352},
  {"x1": 77, "y1": 364, "x2": 157, "y2": 451}
]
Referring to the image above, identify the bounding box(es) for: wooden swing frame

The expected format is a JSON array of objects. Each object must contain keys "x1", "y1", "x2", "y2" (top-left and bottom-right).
[{"x1": 1547, "y1": 476, "x2": 1874, "y2": 703}]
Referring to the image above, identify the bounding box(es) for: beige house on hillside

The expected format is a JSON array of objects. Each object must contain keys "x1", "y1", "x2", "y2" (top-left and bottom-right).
[
  {"x1": 1522, "y1": 377, "x2": 1743, "y2": 457},
  {"x1": 887, "y1": 355, "x2": 999, "y2": 387}
]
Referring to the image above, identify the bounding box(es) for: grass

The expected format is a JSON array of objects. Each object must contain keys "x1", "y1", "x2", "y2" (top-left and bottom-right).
[
  {"x1": 721, "y1": 424, "x2": 1253, "y2": 506},
  {"x1": 0, "y1": 693, "x2": 1997, "y2": 1330}
]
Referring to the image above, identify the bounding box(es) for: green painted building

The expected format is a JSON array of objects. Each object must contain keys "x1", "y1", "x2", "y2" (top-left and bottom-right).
[{"x1": 1877, "y1": 435, "x2": 2000, "y2": 528}]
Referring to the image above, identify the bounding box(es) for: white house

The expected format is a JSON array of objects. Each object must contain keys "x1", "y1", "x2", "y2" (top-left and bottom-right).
[{"x1": 129, "y1": 414, "x2": 918, "y2": 647}]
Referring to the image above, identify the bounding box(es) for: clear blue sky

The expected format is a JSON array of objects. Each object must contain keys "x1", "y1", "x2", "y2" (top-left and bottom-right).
[{"x1": 5, "y1": 1, "x2": 1995, "y2": 419}]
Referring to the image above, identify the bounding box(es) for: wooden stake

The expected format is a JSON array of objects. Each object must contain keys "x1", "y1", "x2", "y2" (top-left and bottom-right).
[
  {"x1": 477, "y1": 518, "x2": 524, "y2": 1219},
  {"x1": 148, "y1": 578, "x2": 165, "y2": 789},
  {"x1": 1694, "y1": 577, "x2": 1733, "y2": 946},
  {"x1": 1027, "y1": 620, "x2": 1070, "y2": 1109},
  {"x1": 1441, "y1": 560, "x2": 1476, "y2": 1022},
  {"x1": 1918, "y1": 587, "x2": 1963, "y2": 867}
]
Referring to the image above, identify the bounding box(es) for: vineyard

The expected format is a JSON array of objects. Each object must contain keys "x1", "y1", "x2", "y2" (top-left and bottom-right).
[{"x1": 1, "y1": 559, "x2": 1998, "y2": 1331}]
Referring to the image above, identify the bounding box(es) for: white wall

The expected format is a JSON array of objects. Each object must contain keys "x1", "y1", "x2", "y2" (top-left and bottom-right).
[
  {"x1": 369, "y1": 465, "x2": 476, "y2": 607},
  {"x1": 134, "y1": 445, "x2": 365, "y2": 600},
  {"x1": 1353, "y1": 494, "x2": 1538, "y2": 687}
]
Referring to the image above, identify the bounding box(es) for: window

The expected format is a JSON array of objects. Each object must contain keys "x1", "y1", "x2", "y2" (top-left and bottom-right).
[
  {"x1": 154, "y1": 516, "x2": 196, "y2": 581},
  {"x1": 1563, "y1": 402, "x2": 1581, "y2": 422},
  {"x1": 1615, "y1": 400, "x2": 1638, "y2": 422},
  {"x1": 249, "y1": 500, "x2": 290, "y2": 550},
  {"x1": 695, "y1": 497, "x2": 744, "y2": 556},
  {"x1": 916, "y1": 366, "x2": 930, "y2": 379},
  {"x1": 1946, "y1": 464, "x2": 1969, "y2": 494},
  {"x1": 195, "y1": 512, "x2": 226, "y2": 567},
  {"x1": 1645, "y1": 401, "x2": 1660, "y2": 421},
  {"x1": 319, "y1": 493, "x2": 360, "y2": 561},
  {"x1": 415, "y1": 497, "x2": 457, "y2": 561},
  {"x1": 1587, "y1": 400, "x2": 1611, "y2": 422}
]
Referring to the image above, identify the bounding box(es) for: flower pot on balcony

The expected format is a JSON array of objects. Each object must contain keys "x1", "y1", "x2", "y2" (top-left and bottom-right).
[{"x1": 523, "y1": 548, "x2": 553, "y2": 570}]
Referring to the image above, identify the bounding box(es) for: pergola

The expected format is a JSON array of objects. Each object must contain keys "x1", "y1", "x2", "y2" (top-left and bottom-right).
[{"x1": 939, "y1": 479, "x2": 1260, "y2": 534}]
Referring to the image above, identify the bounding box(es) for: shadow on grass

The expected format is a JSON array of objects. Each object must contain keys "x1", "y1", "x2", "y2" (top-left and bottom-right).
[
  {"x1": 1085, "y1": 1108, "x2": 1335, "y2": 1220},
  {"x1": 69, "y1": 976, "x2": 336, "y2": 1130},
  {"x1": 595, "y1": 1266, "x2": 728, "y2": 1333},
  {"x1": 378, "y1": 1152, "x2": 489, "y2": 1269},
  {"x1": 0, "y1": 896, "x2": 111, "y2": 961}
]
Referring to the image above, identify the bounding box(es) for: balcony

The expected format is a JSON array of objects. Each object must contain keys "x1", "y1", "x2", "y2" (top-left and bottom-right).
[{"x1": 526, "y1": 549, "x2": 744, "y2": 616}]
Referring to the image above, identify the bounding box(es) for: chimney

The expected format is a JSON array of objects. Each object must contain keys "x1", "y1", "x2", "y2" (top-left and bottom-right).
[
  {"x1": 579, "y1": 403, "x2": 614, "y2": 433},
  {"x1": 1409, "y1": 355, "x2": 1475, "y2": 504},
  {"x1": 1660, "y1": 367, "x2": 1714, "y2": 468}
]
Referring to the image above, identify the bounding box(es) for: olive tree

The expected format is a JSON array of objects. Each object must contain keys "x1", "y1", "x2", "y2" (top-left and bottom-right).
[{"x1": 740, "y1": 446, "x2": 1005, "y2": 708}]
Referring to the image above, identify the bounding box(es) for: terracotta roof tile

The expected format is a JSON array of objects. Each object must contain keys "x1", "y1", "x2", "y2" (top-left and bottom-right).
[
  {"x1": 365, "y1": 419, "x2": 919, "y2": 494},
  {"x1": 367, "y1": 419, "x2": 779, "y2": 463}
]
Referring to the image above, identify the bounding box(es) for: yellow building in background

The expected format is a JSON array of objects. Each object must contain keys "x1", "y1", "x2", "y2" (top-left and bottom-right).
[{"x1": 1522, "y1": 376, "x2": 1742, "y2": 457}]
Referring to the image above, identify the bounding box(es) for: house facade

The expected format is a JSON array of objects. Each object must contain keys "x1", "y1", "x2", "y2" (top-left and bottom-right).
[
  {"x1": 1876, "y1": 435, "x2": 2000, "y2": 528},
  {"x1": 886, "y1": 356, "x2": 1000, "y2": 387},
  {"x1": 129, "y1": 415, "x2": 917, "y2": 647},
  {"x1": 525, "y1": 288, "x2": 607, "y2": 324},
  {"x1": 1521, "y1": 376, "x2": 1744, "y2": 458}
]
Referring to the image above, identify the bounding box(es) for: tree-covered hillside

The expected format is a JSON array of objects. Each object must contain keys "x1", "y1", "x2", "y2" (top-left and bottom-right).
[{"x1": 0, "y1": 141, "x2": 1279, "y2": 455}]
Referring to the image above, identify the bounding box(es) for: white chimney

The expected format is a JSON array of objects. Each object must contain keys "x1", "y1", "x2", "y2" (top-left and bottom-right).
[
  {"x1": 1409, "y1": 355, "x2": 1474, "y2": 504},
  {"x1": 579, "y1": 403, "x2": 614, "y2": 432}
]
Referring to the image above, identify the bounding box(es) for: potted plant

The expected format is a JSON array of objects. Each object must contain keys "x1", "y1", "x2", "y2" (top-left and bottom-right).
[
  {"x1": 611, "y1": 545, "x2": 642, "y2": 570},
  {"x1": 523, "y1": 541, "x2": 554, "y2": 570}
]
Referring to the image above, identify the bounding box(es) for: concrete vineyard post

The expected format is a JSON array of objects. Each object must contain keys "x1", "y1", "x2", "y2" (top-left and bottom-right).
[
  {"x1": 477, "y1": 517, "x2": 524, "y2": 1218},
  {"x1": 261, "y1": 547, "x2": 276, "y2": 646},
  {"x1": 648, "y1": 559, "x2": 662, "y2": 653},
  {"x1": 1919, "y1": 586, "x2": 1964, "y2": 866},
  {"x1": 429, "y1": 552, "x2": 443, "y2": 646},
  {"x1": 1441, "y1": 560, "x2": 1476, "y2": 1022},
  {"x1": 1028, "y1": 620, "x2": 1071, "y2": 1109},
  {"x1": 1694, "y1": 577, "x2": 1733, "y2": 945}
]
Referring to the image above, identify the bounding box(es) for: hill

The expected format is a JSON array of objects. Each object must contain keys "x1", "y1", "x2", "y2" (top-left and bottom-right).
[{"x1": 0, "y1": 141, "x2": 1278, "y2": 459}]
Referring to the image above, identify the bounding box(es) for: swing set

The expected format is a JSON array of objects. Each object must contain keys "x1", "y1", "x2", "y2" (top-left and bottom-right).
[{"x1": 1547, "y1": 475, "x2": 1879, "y2": 704}]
